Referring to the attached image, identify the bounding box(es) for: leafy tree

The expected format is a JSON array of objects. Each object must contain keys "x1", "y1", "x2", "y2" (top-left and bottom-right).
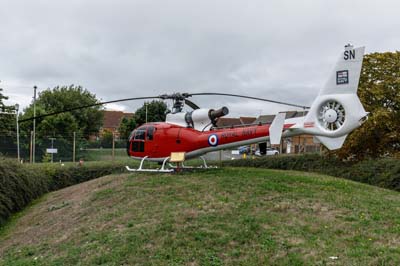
[
  {"x1": 118, "y1": 116, "x2": 137, "y2": 140},
  {"x1": 101, "y1": 131, "x2": 113, "y2": 148},
  {"x1": 20, "y1": 85, "x2": 103, "y2": 139},
  {"x1": 134, "y1": 100, "x2": 167, "y2": 126},
  {"x1": 0, "y1": 87, "x2": 15, "y2": 134},
  {"x1": 335, "y1": 51, "x2": 400, "y2": 160}
]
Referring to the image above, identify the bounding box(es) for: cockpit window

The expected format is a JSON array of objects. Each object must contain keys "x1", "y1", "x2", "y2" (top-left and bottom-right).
[
  {"x1": 128, "y1": 131, "x2": 135, "y2": 141},
  {"x1": 147, "y1": 126, "x2": 155, "y2": 140},
  {"x1": 134, "y1": 129, "x2": 146, "y2": 140}
]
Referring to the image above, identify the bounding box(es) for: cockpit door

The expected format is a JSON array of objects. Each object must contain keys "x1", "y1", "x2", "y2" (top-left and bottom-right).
[{"x1": 132, "y1": 128, "x2": 146, "y2": 153}]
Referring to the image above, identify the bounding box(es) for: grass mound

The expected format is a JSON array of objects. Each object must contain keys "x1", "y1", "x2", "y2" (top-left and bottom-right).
[
  {"x1": 223, "y1": 154, "x2": 400, "y2": 191},
  {"x1": 1, "y1": 168, "x2": 400, "y2": 265},
  {"x1": 0, "y1": 158, "x2": 126, "y2": 226}
]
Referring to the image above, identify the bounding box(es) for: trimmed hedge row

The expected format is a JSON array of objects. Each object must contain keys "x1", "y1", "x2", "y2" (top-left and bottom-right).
[
  {"x1": 223, "y1": 154, "x2": 400, "y2": 191},
  {"x1": 0, "y1": 159, "x2": 126, "y2": 226}
]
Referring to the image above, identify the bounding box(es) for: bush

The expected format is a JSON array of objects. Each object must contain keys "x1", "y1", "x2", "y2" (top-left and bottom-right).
[
  {"x1": 223, "y1": 154, "x2": 400, "y2": 191},
  {"x1": 0, "y1": 158, "x2": 125, "y2": 226}
]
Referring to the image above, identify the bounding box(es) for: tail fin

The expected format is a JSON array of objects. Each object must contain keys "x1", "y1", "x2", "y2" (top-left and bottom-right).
[
  {"x1": 270, "y1": 112, "x2": 286, "y2": 145},
  {"x1": 320, "y1": 45, "x2": 365, "y2": 95},
  {"x1": 288, "y1": 45, "x2": 368, "y2": 150}
]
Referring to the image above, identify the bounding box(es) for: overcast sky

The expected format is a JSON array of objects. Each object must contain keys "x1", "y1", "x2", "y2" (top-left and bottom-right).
[{"x1": 1, "y1": 0, "x2": 399, "y2": 117}]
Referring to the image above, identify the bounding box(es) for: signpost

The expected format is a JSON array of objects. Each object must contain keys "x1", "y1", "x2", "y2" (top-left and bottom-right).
[{"x1": 48, "y1": 137, "x2": 57, "y2": 163}]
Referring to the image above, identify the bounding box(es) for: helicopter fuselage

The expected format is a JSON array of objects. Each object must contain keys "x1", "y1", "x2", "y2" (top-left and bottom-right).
[{"x1": 127, "y1": 122, "x2": 294, "y2": 162}]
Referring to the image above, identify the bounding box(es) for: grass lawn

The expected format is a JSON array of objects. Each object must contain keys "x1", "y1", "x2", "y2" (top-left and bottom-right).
[
  {"x1": 1, "y1": 168, "x2": 399, "y2": 265},
  {"x1": 80, "y1": 148, "x2": 128, "y2": 162}
]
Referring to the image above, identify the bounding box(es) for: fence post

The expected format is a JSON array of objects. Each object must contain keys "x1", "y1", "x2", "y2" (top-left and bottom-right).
[
  {"x1": 73, "y1": 131, "x2": 76, "y2": 163},
  {"x1": 112, "y1": 132, "x2": 115, "y2": 161}
]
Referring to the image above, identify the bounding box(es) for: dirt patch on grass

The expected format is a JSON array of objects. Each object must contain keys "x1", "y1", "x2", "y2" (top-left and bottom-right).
[{"x1": 0, "y1": 174, "x2": 129, "y2": 255}]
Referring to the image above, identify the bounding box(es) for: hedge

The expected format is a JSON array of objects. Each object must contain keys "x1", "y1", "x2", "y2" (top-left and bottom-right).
[
  {"x1": 0, "y1": 158, "x2": 125, "y2": 227},
  {"x1": 223, "y1": 153, "x2": 400, "y2": 191}
]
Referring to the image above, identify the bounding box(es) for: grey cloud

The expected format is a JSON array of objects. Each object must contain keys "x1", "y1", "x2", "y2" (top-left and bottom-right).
[{"x1": 1, "y1": 0, "x2": 399, "y2": 115}]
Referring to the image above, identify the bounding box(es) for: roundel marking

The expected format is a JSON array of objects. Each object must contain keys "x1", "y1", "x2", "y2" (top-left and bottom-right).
[{"x1": 208, "y1": 134, "x2": 219, "y2": 146}]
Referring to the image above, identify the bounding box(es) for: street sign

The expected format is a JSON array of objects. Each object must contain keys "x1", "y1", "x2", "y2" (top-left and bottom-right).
[{"x1": 46, "y1": 148, "x2": 58, "y2": 154}]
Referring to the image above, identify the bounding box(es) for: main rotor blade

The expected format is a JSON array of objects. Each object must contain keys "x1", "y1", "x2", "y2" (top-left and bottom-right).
[
  {"x1": 189, "y1": 92, "x2": 310, "y2": 109},
  {"x1": 19, "y1": 96, "x2": 160, "y2": 123},
  {"x1": 184, "y1": 99, "x2": 200, "y2": 110}
]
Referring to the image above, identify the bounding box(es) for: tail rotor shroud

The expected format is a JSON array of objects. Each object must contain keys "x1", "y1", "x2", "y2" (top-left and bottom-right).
[{"x1": 318, "y1": 100, "x2": 346, "y2": 131}]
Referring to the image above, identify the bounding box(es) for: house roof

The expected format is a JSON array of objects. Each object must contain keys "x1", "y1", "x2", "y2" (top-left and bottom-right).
[
  {"x1": 254, "y1": 115, "x2": 276, "y2": 124},
  {"x1": 103, "y1": 111, "x2": 134, "y2": 129},
  {"x1": 253, "y1": 111, "x2": 308, "y2": 124},
  {"x1": 239, "y1": 116, "x2": 257, "y2": 125},
  {"x1": 216, "y1": 117, "x2": 242, "y2": 127},
  {"x1": 285, "y1": 110, "x2": 308, "y2": 118}
]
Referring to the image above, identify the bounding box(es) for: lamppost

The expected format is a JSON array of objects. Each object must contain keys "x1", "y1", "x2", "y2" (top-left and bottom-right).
[{"x1": 15, "y1": 104, "x2": 20, "y2": 163}]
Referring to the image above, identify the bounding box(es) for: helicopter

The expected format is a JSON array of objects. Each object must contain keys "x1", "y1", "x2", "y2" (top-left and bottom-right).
[
  {"x1": 19, "y1": 44, "x2": 368, "y2": 172},
  {"x1": 123, "y1": 44, "x2": 368, "y2": 172}
]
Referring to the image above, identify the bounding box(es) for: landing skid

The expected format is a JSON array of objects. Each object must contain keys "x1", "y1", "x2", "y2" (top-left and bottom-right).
[
  {"x1": 125, "y1": 156, "x2": 173, "y2": 173},
  {"x1": 125, "y1": 156, "x2": 215, "y2": 173}
]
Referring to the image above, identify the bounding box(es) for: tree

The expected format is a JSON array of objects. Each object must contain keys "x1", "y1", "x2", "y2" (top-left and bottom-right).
[
  {"x1": 118, "y1": 116, "x2": 136, "y2": 140},
  {"x1": 334, "y1": 51, "x2": 400, "y2": 160},
  {"x1": 0, "y1": 87, "x2": 15, "y2": 134},
  {"x1": 134, "y1": 100, "x2": 167, "y2": 126},
  {"x1": 20, "y1": 85, "x2": 103, "y2": 139},
  {"x1": 101, "y1": 131, "x2": 113, "y2": 148}
]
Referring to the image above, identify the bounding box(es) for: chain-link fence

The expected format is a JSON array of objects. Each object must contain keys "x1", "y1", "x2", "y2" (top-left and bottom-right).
[{"x1": 0, "y1": 131, "x2": 129, "y2": 163}]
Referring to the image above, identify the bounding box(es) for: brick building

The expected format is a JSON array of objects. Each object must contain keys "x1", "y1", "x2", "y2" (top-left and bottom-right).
[
  {"x1": 216, "y1": 112, "x2": 320, "y2": 154},
  {"x1": 96, "y1": 111, "x2": 134, "y2": 139}
]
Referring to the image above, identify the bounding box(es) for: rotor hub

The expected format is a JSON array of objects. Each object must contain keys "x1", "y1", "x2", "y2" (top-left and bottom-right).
[{"x1": 324, "y1": 109, "x2": 338, "y2": 123}]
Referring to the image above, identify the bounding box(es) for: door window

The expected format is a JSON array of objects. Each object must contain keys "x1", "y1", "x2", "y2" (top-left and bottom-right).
[
  {"x1": 147, "y1": 126, "x2": 155, "y2": 140},
  {"x1": 132, "y1": 127, "x2": 146, "y2": 152}
]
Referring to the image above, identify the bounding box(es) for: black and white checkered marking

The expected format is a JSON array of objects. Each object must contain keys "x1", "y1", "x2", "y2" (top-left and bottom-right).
[{"x1": 336, "y1": 70, "x2": 349, "y2": 85}]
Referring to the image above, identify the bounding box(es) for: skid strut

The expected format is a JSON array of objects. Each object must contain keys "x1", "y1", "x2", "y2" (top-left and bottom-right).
[
  {"x1": 200, "y1": 156, "x2": 208, "y2": 168},
  {"x1": 126, "y1": 156, "x2": 173, "y2": 172}
]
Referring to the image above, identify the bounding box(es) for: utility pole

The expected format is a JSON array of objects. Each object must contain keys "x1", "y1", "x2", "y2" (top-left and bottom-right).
[
  {"x1": 73, "y1": 131, "x2": 76, "y2": 162},
  {"x1": 32, "y1": 85, "x2": 37, "y2": 164},
  {"x1": 15, "y1": 104, "x2": 20, "y2": 163},
  {"x1": 30, "y1": 131, "x2": 33, "y2": 163}
]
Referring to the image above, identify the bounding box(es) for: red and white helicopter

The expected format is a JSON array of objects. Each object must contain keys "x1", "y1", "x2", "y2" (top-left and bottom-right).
[
  {"x1": 20, "y1": 44, "x2": 368, "y2": 172},
  {"x1": 123, "y1": 44, "x2": 368, "y2": 172}
]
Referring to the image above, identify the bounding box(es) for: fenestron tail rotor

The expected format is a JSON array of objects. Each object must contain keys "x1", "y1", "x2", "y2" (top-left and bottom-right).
[{"x1": 317, "y1": 100, "x2": 346, "y2": 131}]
